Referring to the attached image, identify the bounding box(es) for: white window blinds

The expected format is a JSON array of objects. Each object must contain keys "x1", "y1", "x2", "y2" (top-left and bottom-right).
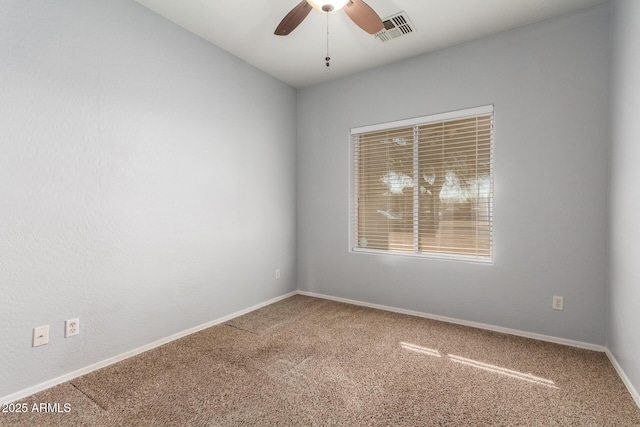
[{"x1": 351, "y1": 105, "x2": 494, "y2": 262}]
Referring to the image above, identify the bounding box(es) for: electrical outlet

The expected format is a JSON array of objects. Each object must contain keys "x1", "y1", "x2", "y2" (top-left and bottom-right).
[
  {"x1": 65, "y1": 318, "x2": 79, "y2": 337},
  {"x1": 275, "y1": 269, "x2": 281, "y2": 279},
  {"x1": 552, "y1": 296, "x2": 564, "y2": 311},
  {"x1": 33, "y1": 325, "x2": 49, "y2": 347}
]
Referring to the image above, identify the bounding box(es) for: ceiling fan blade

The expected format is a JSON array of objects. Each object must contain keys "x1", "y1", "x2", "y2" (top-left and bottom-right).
[
  {"x1": 343, "y1": 0, "x2": 384, "y2": 35},
  {"x1": 274, "y1": 1, "x2": 313, "y2": 36}
]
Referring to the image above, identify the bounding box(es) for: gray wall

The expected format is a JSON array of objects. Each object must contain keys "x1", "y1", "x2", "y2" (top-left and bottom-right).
[
  {"x1": 609, "y1": 0, "x2": 640, "y2": 401},
  {"x1": 0, "y1": 0, "x2": 297, "y2": 398},
  {"x1": 297, "y1": 5, "x2": 610, "y2": 345}
]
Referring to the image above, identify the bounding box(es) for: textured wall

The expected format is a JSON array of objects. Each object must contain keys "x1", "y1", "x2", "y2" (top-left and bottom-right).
[
  {"x1": 609, "y1": 0, "x2": 640, "y2": 402},
  {"x1": 297, "y1": 5, "x2": 610, "y2": 345},
  {"x1": 0, "y1": 0, "x2": 297, "y2": 398}
]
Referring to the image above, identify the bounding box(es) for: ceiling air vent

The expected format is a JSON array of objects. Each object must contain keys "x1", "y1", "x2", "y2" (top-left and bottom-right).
[{"x1": 375, "y1": 12, "x2": 415, "y2": 43}]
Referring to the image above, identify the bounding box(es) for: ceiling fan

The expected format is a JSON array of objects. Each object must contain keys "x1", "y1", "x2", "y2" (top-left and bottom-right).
[{"x1": 274, "y1": 0, "x2": 384, "y2": 37}]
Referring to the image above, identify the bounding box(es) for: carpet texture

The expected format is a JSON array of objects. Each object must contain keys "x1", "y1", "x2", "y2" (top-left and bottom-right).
[{"x1": 2, "y1": 295, "x2": 639, "y2": 426}]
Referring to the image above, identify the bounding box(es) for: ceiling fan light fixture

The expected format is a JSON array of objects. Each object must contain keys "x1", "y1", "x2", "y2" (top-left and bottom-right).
[{"x1": 307, "y1": 0, "x2": 350, "y2": 13}]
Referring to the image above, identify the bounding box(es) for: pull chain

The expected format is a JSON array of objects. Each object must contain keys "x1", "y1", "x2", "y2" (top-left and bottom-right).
[{"x1": 325, "y1": 12, "x2": 330, "y2": 67}]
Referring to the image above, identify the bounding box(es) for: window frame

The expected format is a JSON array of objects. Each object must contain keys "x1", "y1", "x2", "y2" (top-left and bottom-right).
[{"x1": 349, "y1": 105, "x2": 494, "y2": 264}]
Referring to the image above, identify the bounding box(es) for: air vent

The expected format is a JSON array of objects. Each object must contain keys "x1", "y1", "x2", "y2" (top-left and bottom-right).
[{"x1": 375, "y1": 11, "x2": 415, "y2": 42}]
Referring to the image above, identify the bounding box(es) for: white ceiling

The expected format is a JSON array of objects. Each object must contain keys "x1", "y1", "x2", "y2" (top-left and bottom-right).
[{"x1": 133, "y1": 0, "x2": 606, "y2": 88}]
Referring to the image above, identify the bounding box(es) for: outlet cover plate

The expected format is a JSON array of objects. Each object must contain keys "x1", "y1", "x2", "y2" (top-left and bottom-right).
[
  {"x1": 65, "y1": 318, "x2": 79, "y2": 337},
  {"x1": 552, "y1": 296, "x2": 564, "y2": 311}
]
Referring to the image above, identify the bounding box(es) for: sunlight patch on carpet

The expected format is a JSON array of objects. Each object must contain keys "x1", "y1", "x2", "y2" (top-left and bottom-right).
[
  {"x1": 448, "y1": 354, "x2": 559, "y2": 389},
  {"x1": 400, "y1": 342, "x2": 442, "y2": 357}
]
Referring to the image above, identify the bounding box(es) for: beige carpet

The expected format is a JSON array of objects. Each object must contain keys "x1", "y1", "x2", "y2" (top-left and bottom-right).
[{"x1": 2, "y1": 295, "x2": 639, "y2": 426}]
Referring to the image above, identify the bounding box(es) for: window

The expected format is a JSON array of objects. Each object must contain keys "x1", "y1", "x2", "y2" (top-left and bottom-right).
[{"x1": 351, "y1": 105, "x2": 494, "y2": 262}]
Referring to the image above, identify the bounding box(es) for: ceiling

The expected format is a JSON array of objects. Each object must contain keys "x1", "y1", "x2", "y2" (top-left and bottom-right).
[{"x1": 133, "y1": 0, "x2": 606, "y2": 88}]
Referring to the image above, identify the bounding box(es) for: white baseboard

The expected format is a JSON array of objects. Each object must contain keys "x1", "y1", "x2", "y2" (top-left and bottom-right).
[
  {"x1": 6, "y1": 290, "x2": 638, "y2": 412},
  {"x1": 297, "y1": 290, "x2": 607, "y2": 352},
  {"x1": 606, "y1": 349, "x2": 640, "y2": 409},
  {"x1": 0, "y1": 291, "x2": 297, "y2": 405}
]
